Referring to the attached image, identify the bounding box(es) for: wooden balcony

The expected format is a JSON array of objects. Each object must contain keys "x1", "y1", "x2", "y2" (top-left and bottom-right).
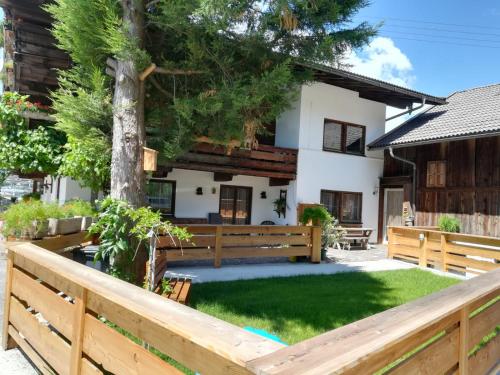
[{"x1": 163, "y1": 142, "x2": 298, "y2": 182}]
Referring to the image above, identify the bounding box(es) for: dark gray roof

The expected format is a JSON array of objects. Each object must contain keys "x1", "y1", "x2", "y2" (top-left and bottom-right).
[
  {"x1": 298, "y1": 62, "x2": 446, "y2": 108},
  {"x1": 368, "y1": 83, "x2": 500, "y2": 149}
]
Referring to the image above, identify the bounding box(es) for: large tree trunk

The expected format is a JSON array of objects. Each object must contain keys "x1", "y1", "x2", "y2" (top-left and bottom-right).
[{"x1": 110, "y1": 0, "x2": 146, "y2": 208}]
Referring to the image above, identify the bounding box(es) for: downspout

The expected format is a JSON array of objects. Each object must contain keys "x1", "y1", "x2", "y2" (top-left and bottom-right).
[{"x1": 389, "y1": 147, "x2": 416, "y2": 225}]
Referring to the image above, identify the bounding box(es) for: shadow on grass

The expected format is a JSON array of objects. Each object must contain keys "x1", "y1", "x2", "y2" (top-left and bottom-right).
[{"x1": 188, "y1": 269, "x2": 459, "y2": 344}]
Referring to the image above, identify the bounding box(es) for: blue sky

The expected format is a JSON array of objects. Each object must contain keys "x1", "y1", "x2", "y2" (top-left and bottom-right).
[{"x1": 349, "y1": 0, "x2": 500, "y2": 97}]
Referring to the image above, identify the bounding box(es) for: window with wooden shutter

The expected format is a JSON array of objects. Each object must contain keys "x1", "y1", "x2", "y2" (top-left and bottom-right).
[
  {"x1": 323, "y1": 119, "x2": 366, "y2": 156},
  {"x1": 426, "y1": 161, "x2": 446, "y2": 187}
]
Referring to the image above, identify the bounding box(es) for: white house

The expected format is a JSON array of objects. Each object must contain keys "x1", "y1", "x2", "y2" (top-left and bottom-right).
[{"x1": 42, "y1": 65, "x2": 444, "y2": 242}]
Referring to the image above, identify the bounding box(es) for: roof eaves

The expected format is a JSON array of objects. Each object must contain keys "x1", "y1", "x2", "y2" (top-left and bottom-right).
[
  {"x1": 367, "y1": 105, "x2": 437, "y2": 149},
  {"x1": 298, "y1": 62, "x2": 447, "y2": 105},
  {"x1": 370, "y1": 130, "x2": 500, "y2": 150}
]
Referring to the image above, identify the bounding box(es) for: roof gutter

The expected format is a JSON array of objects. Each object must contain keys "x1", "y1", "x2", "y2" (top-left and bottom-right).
[
  {"x1": 388, "y1": 147, "x2": 416, "y2": 225},
  {"x1": 372, "y1": 131, "x2": 500, "y2": 150},
  {"x1": 386, "y1": 98, "x2": 426, "y2": 122}
]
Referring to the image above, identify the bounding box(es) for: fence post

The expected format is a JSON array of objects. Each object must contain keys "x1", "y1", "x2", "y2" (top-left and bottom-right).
[
  {"x1": 311, "y1": 226, "x2": 321, "y2": 263},
  {"x1": 440, "y1": 233, "x2": 448, "y2": 272},
  {"x1": 387, "y1": 227, "x2": 394, "y2": 259},
  {"x1": 458, "y1": 305, "x2": 470, "y2": 375},
  {"x1": 419, "y1": 232, "x2": 428, "y2": 268},
  {"x1": 70, "y1": 287, "x2": 88, "y2": 375},
  {"x1": 214, "y1": 226, "x2": 222, "y2": 268},
  {"x1": 1, "y1": 249, "x2": 16, "y2": 350}
]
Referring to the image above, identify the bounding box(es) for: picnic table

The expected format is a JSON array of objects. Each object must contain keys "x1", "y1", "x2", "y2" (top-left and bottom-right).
[{"x1": 331, "y1": 227, "x2": 374, "y2": 250}]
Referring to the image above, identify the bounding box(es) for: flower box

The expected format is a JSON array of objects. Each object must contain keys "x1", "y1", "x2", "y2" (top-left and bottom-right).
[
  {"x1": 48, "y1": 217, "x2": 83, "y2": 236},
  {"x1": 80, "y1": 216, "x2": 93, "y2": 231},
  {"x1": 22, "y1": 220, "x2": 49, "y2": 240}
]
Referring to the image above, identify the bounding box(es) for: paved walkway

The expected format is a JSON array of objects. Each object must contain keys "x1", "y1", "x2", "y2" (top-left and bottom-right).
[
  {"x1": 165, "y1": 258, "x2": 417, "y2": 283},
  {"x1": 326, "y1": 243, "x2": 388, "y2": 262}
]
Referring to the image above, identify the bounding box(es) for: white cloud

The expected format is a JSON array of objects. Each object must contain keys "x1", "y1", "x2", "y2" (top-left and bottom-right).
[
  {"x1": 345, "y1": 37, "x2": 419, "y2": 131},
  {"x1": 346, "y1": 36, "x2": 415, "y2": 88}
]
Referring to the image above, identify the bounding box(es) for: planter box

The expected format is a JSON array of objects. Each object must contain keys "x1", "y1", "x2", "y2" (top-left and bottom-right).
[
  {"x1": 80, "y1": 216, "x2": 94, "y2": 231},
  {"x1": 22, "y1": 220, "x2": 49, "y2": 240},
  {"x1": 48, "y1": 217, "x2": 83, "y2": 236}
]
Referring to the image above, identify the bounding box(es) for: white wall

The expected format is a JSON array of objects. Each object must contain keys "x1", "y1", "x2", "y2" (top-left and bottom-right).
[
  {"x1": 275, "y1": 91, "x2": 302, "y2": 149},
  {"x1": 41, "y1": 176, "x2": 93, "y2": 205},
  {"x1": 286, "y1": 82, "x2": 386, "y2": 239},
  {"x1": 166, "y1": 169, "x2": 291, "y2": 225}
]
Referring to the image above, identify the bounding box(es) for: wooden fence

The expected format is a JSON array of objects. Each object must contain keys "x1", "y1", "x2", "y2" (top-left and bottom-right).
[
  {"x1": 2, "y1": 240, "x2": 285, "y2": 375},
  {"x1": 388, "y1": 226, "x2": 500, "y2": 274},
  {"x1": 153, "y1": 224, "x2": 320, "y2": 271},
  {"x1": 2, "y1": 234, "x2": 499, "y2": 374}
]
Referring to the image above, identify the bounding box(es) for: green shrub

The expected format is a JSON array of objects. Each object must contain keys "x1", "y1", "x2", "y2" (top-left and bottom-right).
[
  {"x1": 438, "y1": 215, "x2": 460, "y2": 233},
  {"x1": 1, "y1": 200, "x2": 64, "y2": 237},
  {"x1": 89, "y1": 197, "x2": 192, "y2": 282},
  {"x1": 21, "y1": 192, "x2": 41, "y2": 201},
  {"x1": 62, "y1": 199, "x2": 95, "y2": 217},
  {"x1": 300, "y1": 206, "x2": 331, "y2": 226}
]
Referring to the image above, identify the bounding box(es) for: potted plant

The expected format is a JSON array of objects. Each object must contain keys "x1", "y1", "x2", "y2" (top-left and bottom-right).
[
  {"x1": 438, "y1": 215, "x2": 460, "y2": 233},
  {"x1": 299, "y1": 206, "x2": 337, "y2": 261},
  {"x1": 299, "y1": 206, "x2": 331, "y2": 226},
  {"x1": 1, "y1": 200, "x2": 60, "y2": 239},
  {"x1": 272, "y1": 197, "x2": 286, "y2": 218},
  {"x1": 48, "y1": 199, "x2": 96, "y2": 235},
  {"x1": 322, "y1": 217, "x2": 347, "y2": 260},
  {"x1": 62, "y1": 199, "x2": 95, "y2": 231}
]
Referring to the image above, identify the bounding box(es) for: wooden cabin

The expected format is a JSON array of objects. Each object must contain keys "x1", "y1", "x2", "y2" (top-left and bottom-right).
[{"x1": 369, "y1": 84, "x2": 500, "y2": 240}]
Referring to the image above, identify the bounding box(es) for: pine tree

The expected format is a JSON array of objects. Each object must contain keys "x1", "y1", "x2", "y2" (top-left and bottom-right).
[{"x1": 47, "y1": 0, "x2": 377, "y2": 207}]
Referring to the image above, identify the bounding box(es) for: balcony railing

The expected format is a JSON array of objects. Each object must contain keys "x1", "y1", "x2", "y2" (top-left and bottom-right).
[{"x1": 164, "y1": 141, "x2": 298, "y2": 181}]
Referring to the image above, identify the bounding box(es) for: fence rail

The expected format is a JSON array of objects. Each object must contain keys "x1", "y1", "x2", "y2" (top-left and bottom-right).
[
  {"x1": 2, "y1": 241, "x2": 285, "y2": 375},
  {"x1": 2, "y1": 233, "x2": 499, "y2": 374},
  {"x1": 153, "y1": 224, "x2": 320, "y2": 273},
  {"x1": 388, "y1": 226, "x2": 500, "y2": 274}
]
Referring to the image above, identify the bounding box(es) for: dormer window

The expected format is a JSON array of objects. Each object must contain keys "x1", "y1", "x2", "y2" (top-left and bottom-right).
[{"x1": 323, "y1": 119, "x2": 366, "y2": 156}]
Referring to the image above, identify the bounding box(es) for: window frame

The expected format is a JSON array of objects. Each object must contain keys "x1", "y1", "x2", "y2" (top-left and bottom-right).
[
  {"x1": 218, "y1": 185, "x2": 253, "y2": 225},
  {"x1": 320, "y1": 189, "x2": 363, "y2": 224},
  {"x1": 426, "y1": 160, "x2": 446, "y2": 188},
  {"x1": 146, "y1": 179, "x2": 176, "y2": 216},
  {"x1": 323, "y1": 119, "x2": 366, "y2": 156}
]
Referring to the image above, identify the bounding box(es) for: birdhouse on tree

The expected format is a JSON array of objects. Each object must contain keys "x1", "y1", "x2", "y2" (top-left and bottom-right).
[{"x1": 143, "y1": 147, "x2": 158, "y2": 171}]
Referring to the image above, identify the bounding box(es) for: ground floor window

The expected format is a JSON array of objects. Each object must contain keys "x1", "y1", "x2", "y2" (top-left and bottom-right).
[
  {"x1": 219, "y1": 185, "x2": 252, "y2": 224},
  {"x1": 146, "y1": 179, "x2": 175, "y2": 215},
  {"x1": 320, "y1": 190, "x2": 362, "y2": 223}
]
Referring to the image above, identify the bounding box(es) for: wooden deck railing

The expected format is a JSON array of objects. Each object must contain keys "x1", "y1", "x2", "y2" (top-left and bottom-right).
[
  {"x1": 2, "y1": 233, "x2": 499, "y2": 374},
  {"x1": 2, "y1": 240, "x2": 285, "y2": 375},
  {"x1": 388, "y1": 226, "x2": 500, "y2": 274},
  {"x1": 154, "y1": 224, "x2": 320, "y2": 269}
]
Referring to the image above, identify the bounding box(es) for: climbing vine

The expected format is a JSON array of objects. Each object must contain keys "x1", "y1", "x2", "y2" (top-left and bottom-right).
[{"x1": 0, "y1": 92, "x2": 65, "y2": 175}]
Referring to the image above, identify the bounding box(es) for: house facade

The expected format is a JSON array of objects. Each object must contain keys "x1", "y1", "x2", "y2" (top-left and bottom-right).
[
  {"x1": 369, "y1": 84, "x2": 500, "y2": 240},
  {"x1": 42, "y1": 67, "x2": 444, "y2": 243}
]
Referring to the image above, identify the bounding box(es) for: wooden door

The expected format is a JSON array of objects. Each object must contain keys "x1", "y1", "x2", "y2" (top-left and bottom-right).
[
  {"x1": 383, "y1": 189, "x2": 404, "y2": 241},
  {"x1": 219, "y1": 186, "x2": 252, "y2": 224}
]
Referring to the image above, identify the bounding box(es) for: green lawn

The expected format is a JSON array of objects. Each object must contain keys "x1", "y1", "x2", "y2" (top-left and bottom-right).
[{"x1": 189, "y1": 269, "x2": 460, "y2": 345}]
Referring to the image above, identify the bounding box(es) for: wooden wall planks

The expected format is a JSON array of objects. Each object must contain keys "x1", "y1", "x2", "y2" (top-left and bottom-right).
[{"x1": 382, "y1": 136, "x2": 500, "y2": 237}]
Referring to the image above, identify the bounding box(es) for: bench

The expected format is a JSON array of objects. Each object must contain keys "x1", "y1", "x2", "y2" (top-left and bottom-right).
[
  {"x1": 155, "y1": 277, "x2": 192, "y2": 305},
  {"x1": 330, "y1": 227, "x2": 373, "y2": 250}
]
